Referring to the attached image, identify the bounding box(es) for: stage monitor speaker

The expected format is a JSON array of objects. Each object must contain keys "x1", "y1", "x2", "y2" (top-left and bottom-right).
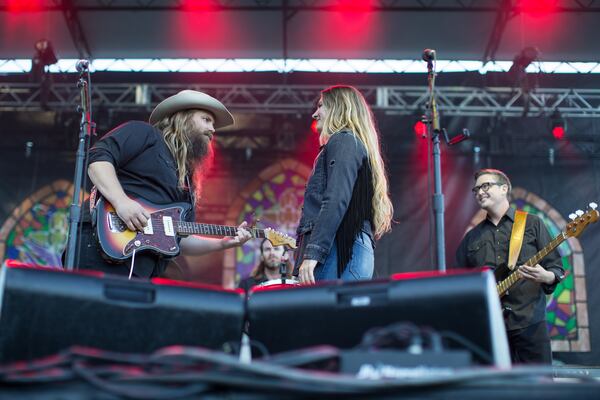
[
  {"x1": 247, "y1": 270, "x2": 510, "y2": 368},
  {"x1": 0, "y1": 262, "x2": 245, "y2": 363}
]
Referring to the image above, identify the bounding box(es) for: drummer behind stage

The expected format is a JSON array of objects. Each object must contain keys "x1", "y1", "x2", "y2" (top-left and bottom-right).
[{"x1": 238, "y1": 239, "x2": 290, "y2": 290}]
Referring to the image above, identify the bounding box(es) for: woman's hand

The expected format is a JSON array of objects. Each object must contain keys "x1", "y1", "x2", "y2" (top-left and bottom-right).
[{"x1": 298, "y1": 259, "x2": 318, "y2": 285}]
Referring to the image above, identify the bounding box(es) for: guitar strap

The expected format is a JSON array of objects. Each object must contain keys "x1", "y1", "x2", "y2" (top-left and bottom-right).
[
  {"x1": 185, "y1": 175, "x2": 196, "y2": 209},
  {"x1": 89, "y1": 186, "x2": 100, "y2": 227},
  {"x1": 507, "y1": 210, "x2": 528, "y2": 271}
]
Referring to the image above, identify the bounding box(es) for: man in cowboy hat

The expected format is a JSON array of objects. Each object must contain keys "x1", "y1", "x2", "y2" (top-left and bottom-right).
[{"x1": 76, "y1": 90, "x2": 252, "y2": 278}]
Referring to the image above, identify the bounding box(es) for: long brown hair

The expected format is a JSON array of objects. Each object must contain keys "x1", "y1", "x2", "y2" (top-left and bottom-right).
[
  {"x1": 319, "y1": 85, "x2": 393, "y2": 239},
  {"x1": 153, "y1": 109, "x2": 198, "y2": 189}
]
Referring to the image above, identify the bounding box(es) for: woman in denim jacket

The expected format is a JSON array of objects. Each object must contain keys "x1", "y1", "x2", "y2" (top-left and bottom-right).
[{"x1": 296, "y1": 85, "x2": 393, "y2": 284}]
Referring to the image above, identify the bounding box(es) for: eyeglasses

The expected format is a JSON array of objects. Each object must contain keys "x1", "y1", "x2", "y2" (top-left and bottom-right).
[{"x1": 471, "y1": 182, "x2": 503, "y2": 194}]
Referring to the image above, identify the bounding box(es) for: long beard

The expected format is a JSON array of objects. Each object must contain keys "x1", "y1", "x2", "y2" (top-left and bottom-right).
[
  {"x1": 189, "y1": 134, "x2": 210, "y2": 163},
  {"x1": 188, "y1": 135, "x2": 214, "y2": 201}
]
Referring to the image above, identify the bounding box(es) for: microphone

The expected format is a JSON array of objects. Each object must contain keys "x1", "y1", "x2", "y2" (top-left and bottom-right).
[
  {"x1": 422, "y1": 49, "x2": 436, "y2": 62},
  {"x1": 76, "y1": 59, "x2": 89, "y2": 73}
]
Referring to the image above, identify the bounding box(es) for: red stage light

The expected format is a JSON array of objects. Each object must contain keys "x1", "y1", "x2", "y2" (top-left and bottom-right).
[
  {"x1": 182, "y1": 0, "x2": 218, "y2": 11},
  {"x1": 334, "y1": 0, "x2": 373, "y2": 12},
  {"x1": 552, "y1": 126, "x2": 565, "y2": 140},
  {"x1": 518, "y1": 0, "x2": 558, "y2": 14},
  {"x1": 413, "y1": 120, "x2": 427, "y2": 138},
  {"x1": 7, "y1": 0, "x2": 43, "y2": 12}
]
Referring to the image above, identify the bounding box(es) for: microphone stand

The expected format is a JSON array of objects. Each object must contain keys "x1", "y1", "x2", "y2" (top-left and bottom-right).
[
  {"x1": 279, "y1": 252, "x2": 291, "y2": 284},
  {"x1": 424, "y1": 56, "x2": 446, "y2": 272},
  {"x1": 279, "y1": 261, "x2": 288, "y2": 284},
  {"x1": 423, "y1": 52, "x2": 471, "y2": 272},
  {"x1": 64, "y1": 61, "x2": 95, "y2": 270}
]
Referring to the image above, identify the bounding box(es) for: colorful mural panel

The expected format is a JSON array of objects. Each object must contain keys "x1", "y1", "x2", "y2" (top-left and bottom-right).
[{"x1": 0, "y1": 180, "x2": 75, "y2": 268}]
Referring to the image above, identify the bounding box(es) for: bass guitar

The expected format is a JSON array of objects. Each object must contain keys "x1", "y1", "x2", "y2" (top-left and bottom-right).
[
  {"x1": 497, "y1": 204, "x2": 598, "y2": 297},
  {"x1": 94, "y1": 196, "x2": 296, "y2": 262}
]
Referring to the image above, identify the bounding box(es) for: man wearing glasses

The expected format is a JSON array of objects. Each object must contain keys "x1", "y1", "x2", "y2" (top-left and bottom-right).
[{"x1": 456, "y1": 169, "x2": 564, "y2": 364}]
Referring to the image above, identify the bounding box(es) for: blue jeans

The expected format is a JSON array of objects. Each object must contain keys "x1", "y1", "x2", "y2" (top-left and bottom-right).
[{"x1": 314, "y1": 231, "x2": 374, "y2": 282}]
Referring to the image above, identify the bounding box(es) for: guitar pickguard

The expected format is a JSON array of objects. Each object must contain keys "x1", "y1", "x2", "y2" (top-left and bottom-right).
[{"x1": 122, "y1": 208, "x2": 182, "y2": 257}]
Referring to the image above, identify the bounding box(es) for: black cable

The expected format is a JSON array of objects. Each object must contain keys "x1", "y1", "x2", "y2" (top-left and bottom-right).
[
  {"x1": 73, "y1": 360, "x2": 211, "y2": 400},
  {"x1": 439, "y1": 331, "x2": 494, "y2": 365},
  {"x1": 2, "y1": 344, "x2": 596, "y2": 398},
  {"x1": 357, "y1": 322, "x2": 427, "y2": 352}
]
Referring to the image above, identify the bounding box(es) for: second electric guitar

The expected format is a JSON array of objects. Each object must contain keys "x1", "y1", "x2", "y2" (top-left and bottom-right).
[{"x1": 497, "y1": 205, "x2": 598, "y2": 297}]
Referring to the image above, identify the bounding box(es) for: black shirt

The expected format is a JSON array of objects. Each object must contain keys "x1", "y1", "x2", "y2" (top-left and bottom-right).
[
  {"x1": 89, "y1": 121, "x2": 192, "y2": 209},
  {"x1": 456, "y1": 207, "x2": 565, "y2": 330}
]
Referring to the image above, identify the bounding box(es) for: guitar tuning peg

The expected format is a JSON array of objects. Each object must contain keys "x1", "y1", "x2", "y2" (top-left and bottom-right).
[
  {"x1": 568, "y1": 213, "x2": 577, "y2": 221},
  {"x1": 590, "y1": 202, "x2": 598, "y2": 210},
  {"x1": 576, "y1": 210, "x2": 584, "y2": 217}
]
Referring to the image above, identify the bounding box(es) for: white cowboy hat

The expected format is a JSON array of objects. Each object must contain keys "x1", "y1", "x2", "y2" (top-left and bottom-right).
[{"x1": 149, "y1": 90, "x2": 234, "y2": 129}]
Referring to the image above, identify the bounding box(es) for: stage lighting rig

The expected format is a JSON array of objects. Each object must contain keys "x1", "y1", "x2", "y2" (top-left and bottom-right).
[
  {"x1": 508, "y1": 47, "x2": 540, "y2": 117},
  {"x1": 30, "y1": 39, "x2": 58, "y2": 111},
  {"x1": 31, "y1": 39, "x2": 57, "y2": 81},
  {"x1": 550, "y1": 109, "x2": 566, "y2": 140},
  {"x1": 508, "y1": 46, "x2": 539, "y2": 75}
]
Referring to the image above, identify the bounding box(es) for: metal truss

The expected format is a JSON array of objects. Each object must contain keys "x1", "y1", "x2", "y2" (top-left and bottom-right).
[
  {"x1": 4, "y1": 58, "x2": 600, "y2": 75},
  {"x1": 1, "y1": 83, "x2": 600, "y2": 118},
  {"x1": 1, "y1": 0, "x2": 600, "y2": 12}
]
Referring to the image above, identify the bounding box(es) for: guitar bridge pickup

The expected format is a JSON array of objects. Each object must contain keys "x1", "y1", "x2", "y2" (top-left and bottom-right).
[{"x1": 108, "y1": 213, "x2": 125, "y2": 233}]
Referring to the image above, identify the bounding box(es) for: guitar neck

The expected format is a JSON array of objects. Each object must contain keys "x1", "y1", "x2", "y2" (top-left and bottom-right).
[
  {"x1": 176, "y1": 221, "x2": 266, "y2": 239},
  {"x1": 497, "y1": 232, "x2": 566, "y2": 297}
]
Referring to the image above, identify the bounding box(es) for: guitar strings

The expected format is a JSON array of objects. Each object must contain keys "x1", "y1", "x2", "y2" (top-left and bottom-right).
[
  {"x1": 130, "y1": 217, "x2": 265, "y2": 237},
  {"x1": 113, "y1": 213, "x2": 282, "y2": 240}
]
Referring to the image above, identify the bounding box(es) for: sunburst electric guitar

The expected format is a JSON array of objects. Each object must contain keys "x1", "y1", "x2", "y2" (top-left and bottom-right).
[
  {"x1": 94, "y1": 196, "x2": 297, "y2": 262},
  {"x1": 496, "y1": 204, "x2": 598, "y2": 297}
]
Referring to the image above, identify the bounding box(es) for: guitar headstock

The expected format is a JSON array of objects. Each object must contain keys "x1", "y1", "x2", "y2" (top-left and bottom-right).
[
  {"x1": 264, "y1": 228, "x2": 297, "y2": 249},
  {"x1": 565, "y1": 203, "x2": 599, "y2": 238}
]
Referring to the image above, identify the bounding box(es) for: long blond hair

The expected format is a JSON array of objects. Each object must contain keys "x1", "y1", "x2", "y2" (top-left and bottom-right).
[
  {"x1": 319, "y1": 85, "x2": 393, "y2": 239},
  {"x1": 153, "y1": 109, "x2": 198, "y2": 189}
]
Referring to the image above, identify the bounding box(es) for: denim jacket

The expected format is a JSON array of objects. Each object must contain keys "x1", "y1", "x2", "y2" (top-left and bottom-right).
[{"x1": 296, "y1": 130, "x2": 372, "y2": 264}]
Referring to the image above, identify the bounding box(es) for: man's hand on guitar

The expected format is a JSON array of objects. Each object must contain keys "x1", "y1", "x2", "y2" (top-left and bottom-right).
[
  {"x1": 221, "y1": 221, "x2": 253, "y2": 248},
  {"x1": 518, "y1": 264, "x2": 556, "y2": 285},
  {"x1": 115, "y1": 197, "x2": 151, "y2": 232}
]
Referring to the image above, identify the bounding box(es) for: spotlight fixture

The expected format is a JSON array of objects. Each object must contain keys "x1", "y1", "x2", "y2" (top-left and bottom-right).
[
  {"x1": 413, "y1": 118, "x2": 427, "y2": 138},
  {"x1": 508, "y1": 46, "x2": 540, "y2": 75},
  {"x1": 31, "y1": 39, "x2": 58, "y2": 82},
  {"x1": 34, "y1": 39, "x2": 58, "y2": 67},
  {"x1": 550, "y1": 109, "x2": 566, "y2": 140}
]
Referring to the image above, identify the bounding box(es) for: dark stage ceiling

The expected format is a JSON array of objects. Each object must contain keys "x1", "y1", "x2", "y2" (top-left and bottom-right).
[{"x1": 1, "y1": 0, "x2": 600, "y2": 62}]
